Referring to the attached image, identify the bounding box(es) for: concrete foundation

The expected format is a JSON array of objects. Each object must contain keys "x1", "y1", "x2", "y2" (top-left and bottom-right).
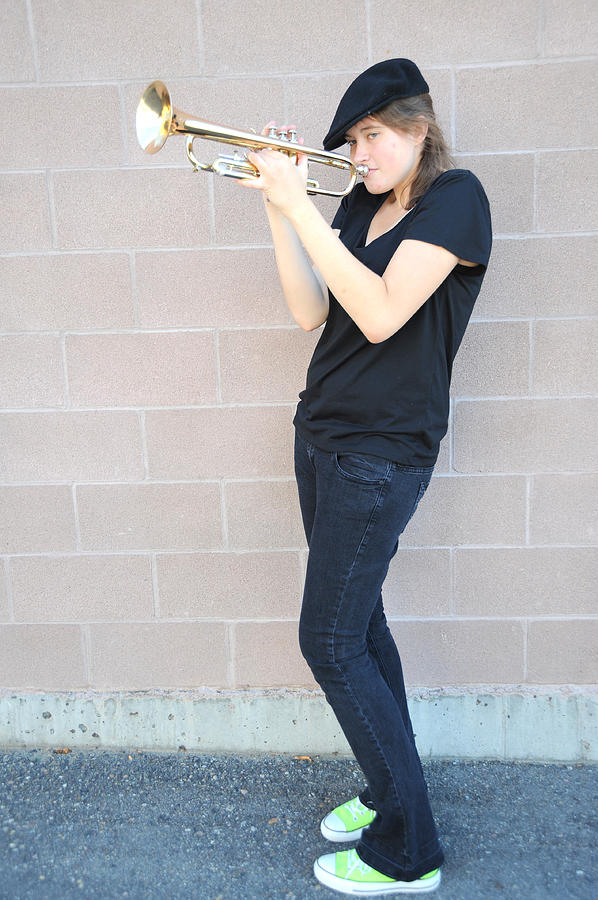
[{"x1": 1, "y1": 688, "x2": 596, "y2": 762}]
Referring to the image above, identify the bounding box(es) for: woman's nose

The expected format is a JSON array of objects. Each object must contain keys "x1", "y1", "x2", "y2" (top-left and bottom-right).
[{"x1": 353, "y1": 143, "x2": 368, "y2": 163}]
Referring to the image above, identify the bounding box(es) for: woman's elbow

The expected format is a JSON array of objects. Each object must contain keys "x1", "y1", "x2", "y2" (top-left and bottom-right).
[
  {"x1": 362, "y1": 322, "x2": 399, "y2": 344},
  {"x1": 361, "y1": 311, "x2": 410, "y2": 343},
  {"x1": 296, "y1": 314, "x2": 326, "y2": 332}
]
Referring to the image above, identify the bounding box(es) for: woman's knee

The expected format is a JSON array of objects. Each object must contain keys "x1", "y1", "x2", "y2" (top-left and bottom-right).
[
  {"x1": 299, "y1": 615, "x2": 366, "y2": 670},
  {"x1": 298, "y1": 617, "x2": 324, "y2": 668}
]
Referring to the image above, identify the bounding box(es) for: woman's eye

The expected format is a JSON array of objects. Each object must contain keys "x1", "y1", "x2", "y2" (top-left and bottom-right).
[{"x1": 367, "y1": 132, "x2": 379, "y2": 140}]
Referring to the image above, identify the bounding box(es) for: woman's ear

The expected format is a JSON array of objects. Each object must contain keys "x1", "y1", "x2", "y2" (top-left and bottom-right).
[{"x1": 413, "y1": 117, "x2": 429, "y2": 146}]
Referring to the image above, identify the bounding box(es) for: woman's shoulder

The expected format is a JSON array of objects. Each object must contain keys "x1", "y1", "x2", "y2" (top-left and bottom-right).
[
  {"x1": 415, "y1": 168, "x2": 490, "y2": 219},
  {"x1": 426, "y1": 168, "x2": 488, "y2": 198}
]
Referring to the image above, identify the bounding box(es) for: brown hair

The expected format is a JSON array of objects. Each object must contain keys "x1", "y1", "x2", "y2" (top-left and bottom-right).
[{"x1": 373, "y1": 93, "x2": 454, "y2": 209}]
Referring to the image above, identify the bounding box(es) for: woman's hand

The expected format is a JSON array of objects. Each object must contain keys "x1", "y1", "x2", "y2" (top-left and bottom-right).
[{"x1": 236, "y1": 121, "x2": 309, "y2": 217}]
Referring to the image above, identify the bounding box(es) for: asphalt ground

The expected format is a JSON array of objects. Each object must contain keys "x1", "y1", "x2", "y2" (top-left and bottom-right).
[{"x1": 0, "y1": 750, "x2": 596, "y2": 900}]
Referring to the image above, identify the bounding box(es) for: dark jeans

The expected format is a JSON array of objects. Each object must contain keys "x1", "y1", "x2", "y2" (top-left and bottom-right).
[{"x1": 294, "y1": 429, "x2": 444, "y2": 881}]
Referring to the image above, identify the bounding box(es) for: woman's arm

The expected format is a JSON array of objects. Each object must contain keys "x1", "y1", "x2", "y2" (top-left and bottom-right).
[
  {"x1": 287, "y1": 200, "x2": 459, "y2": 343},
  {"x1": 264, "y1": 200, "x2": 329, "y2": 331},
  {"x1": 241, "y1": 149, "x2": 459, "y2": 344}
]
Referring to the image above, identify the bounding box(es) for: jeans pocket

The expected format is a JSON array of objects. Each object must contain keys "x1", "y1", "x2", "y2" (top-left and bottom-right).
[
  {"x1": 407, "y1": 479, "x2": 430, "y2": 523},
  {"x1": 334, "y1": 452, "x2": 391, "y2": 485}
]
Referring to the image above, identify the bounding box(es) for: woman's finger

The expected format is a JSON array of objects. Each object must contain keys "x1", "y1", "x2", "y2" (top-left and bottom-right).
[
  {"x1": 234, "y1": 176, "x2": 263, "y2": 190},
  {"x1": 260, "y1": 121, "x2": 277, "y2": 137},
  {"x1": 245, "y1": 148, "x2": 265, "y2": 171}
]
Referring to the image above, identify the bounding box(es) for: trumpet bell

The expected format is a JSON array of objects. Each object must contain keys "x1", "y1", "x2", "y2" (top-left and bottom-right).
[{"x1": 136, "y1": 81, "x2": 173, "y2": 154}]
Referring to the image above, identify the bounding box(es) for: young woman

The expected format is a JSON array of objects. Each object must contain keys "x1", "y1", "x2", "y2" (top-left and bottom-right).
[{"x1": 238, "y1": 58, "x2": 492, "y2": 895}]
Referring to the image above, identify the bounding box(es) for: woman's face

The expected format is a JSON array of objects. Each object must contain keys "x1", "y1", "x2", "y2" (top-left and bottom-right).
[{"x1": 344, "y1": 116, "x2": 424, "y2": 196}]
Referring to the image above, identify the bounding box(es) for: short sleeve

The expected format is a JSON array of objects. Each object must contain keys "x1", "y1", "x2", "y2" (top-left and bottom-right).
[{"x1": 403, "y1": 170, "x2": 492, "y2": 269}]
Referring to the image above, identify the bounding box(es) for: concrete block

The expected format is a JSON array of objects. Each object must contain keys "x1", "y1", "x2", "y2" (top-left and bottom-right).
[
  {"x1": 0, "y1": 336, "x2": 64, "y2": 409},
  {"x1": 537, "y1": 150, "x2": 598, "y2": 233},
  {"x1": 234, "y1": 622, "x2": 315, "y2": 689},
  {"x1": 451, "y1": 321, "x2": 530, "y2": 398},
  {"x1": 0, "y1": 626, "x2": 86, "y2": 690},
  {"x1": 454, "y1": 400, "x2": 598, "y2": 474},
  {"x1": 370, "y1": 0, "x2": 538, "y2": 65},
  {"x1": 391, "y1": 620, "x2": 525, "y2": 686},
  {"x1": 0, "y1": 174, "x2": 51, "y2": 252},
  {"x1": 77, "y1": 483, "x2": 223, "y2": 552},
  {"x1": 579, "y1": 696, "x2": 598, "y2": 762},
  {"x1": 213, "y1": 178, "x2": 278, "y2": 246},
  {"x1": 0, "y1": 487, "x2": 76, "y2": 554},
  {"x1": 505, "y1": 693, "x2": 579, "y2": 761},
  {"x1": 219, "y1": 327, "x2": 318, "y2": 404},
  {"x1": 2, "y1": 689, "x2": 594, "y2": 761},
  {"x1": 0, "y1": 4, "x2": 35, "y2": 81},
  {"x1": 135, "y1": 249, "x2": 293, "y2": 329},
  {"x1": 157, "y1": 551, "x2": 301, "y2": 620},
  {"x1": 533, "y1": 320, "x2": 598, "y2": 396},
  {"x1": 544, "y1": 0, "x2": 598, "y2": 56},
  {"x1": 527, "y1": 621, "x2": 598, "y2": 684},
  {"x1": 145, "y1": 407, "x2": 294, "y2": 479},
  {"x1": 530, "y1": 474, "x2": 598, "y2": 545},
  {"x1": 0, "y1": 254, "x2": 134, "y2": 332},
  {"x1": 87, "y1": 623, "x2": 229, "y2": 689},
  {"x1": 53, "y1": 169, "x2": 210, "y2": 250},
  {"x1": 478, "y1": 237, "x2": 598, "y2": 320},
  {"x1": 0, "y1": 87, "x2": 123, "y2": 170},
  {"x1": 0, "y1": 412, "x2": 144, "y2": 483},
  {"x1": 225, "y1": 480, "x2": 305, "y2": 551},
  {"x1": 410, "y1": 693, "x2": 504, "y2": 759},
  {"x1": 0, "y1": 563, "x2": 9, "y2": 622},
  {"x1": 32, "y1": 0, "x2": 199, "y2": 82},
  {"x1": 11, "y1": 555, "x2": 153, "y2": 623},
  {"x1": 402, "y1": 475, "x2": 527, "y2": 547},
  {"x1": 201, "y1": 0, "x2": 367, "y2": 75},
  {"x1": 456, "y1": 62, "x2": 598, "y2": 152},
  {"x1": 455, "y1": 548, "x2": 598, "y2": 617},
  {"x1": 456, "y1": 153, "x2": 534, "y2": 236},
  {"x1": 66, "y1": 332, "x2": 218, "y2": 407},
  {"x1": 384, "y1": 549, "x2": 452, "y2": 618}
]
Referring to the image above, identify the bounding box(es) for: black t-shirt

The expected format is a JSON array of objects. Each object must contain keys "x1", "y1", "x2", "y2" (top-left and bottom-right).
[{"x1": 293, "y1": 169, "x2": 492, "y2": 466}]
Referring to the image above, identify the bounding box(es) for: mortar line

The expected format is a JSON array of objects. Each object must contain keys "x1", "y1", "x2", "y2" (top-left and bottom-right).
[{"x1": 24, "y1": 0, "x2": 40, "y2": 83}]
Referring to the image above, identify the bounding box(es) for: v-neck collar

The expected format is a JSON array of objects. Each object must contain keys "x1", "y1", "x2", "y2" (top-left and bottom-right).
[{"x1": 359, "y1": 191, "x2": 413, "y2": 249}]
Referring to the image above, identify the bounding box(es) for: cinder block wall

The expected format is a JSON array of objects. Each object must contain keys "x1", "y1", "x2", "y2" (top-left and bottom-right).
[{"x1": 1, "y1": 1, "x2": 597, "y2": 700}]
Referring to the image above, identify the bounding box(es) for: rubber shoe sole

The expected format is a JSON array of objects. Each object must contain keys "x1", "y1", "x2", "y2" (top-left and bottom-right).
[
  {"x1": 313, "y1": 855, "x2": 441, "y2": 895},
  {"x1": 321, "y1": 813, "x2": 371, "y2": 842},
  {"x1": 320, "y1": 798, "x2": 377, "y2": 843}
]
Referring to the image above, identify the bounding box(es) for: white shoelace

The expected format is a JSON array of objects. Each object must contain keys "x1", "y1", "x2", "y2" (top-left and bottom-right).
[
  {"x1": 345, "y1": 797, "x2": 368, "y2": 823},
  {"x1": 346, "y1": 849, "x2": 373, "y2": 877}
]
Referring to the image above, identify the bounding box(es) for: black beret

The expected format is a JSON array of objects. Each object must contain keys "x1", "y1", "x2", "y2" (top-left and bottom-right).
[{"x1": 323, "y1": 58, "x2": 429, "y2": 151}]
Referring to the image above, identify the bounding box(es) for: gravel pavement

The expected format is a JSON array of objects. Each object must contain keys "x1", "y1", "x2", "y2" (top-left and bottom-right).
[{"x1": 1, "y1": 750, "x2": 596, "y2": 899}]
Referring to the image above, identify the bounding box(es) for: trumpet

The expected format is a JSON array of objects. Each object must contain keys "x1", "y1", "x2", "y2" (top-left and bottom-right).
[{"x1": 136, "y1": 81, "x2": 368, "y2": 198}]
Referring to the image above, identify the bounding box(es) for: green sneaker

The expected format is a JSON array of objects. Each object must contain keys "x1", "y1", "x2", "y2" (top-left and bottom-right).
[
  {"x1": 320, "y1": 796, "x2": 377, "y2": 842},
  {"x1": 314, "y1": 848, "x2": 441, "y2": 895}
]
